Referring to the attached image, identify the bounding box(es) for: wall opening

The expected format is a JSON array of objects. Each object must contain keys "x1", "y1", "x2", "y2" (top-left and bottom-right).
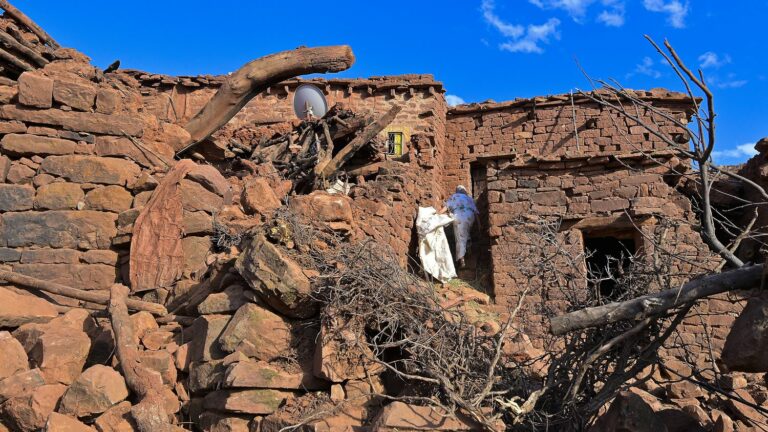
[{"x1": 583, "y1": 231, "x2": 637, "y2": 301}]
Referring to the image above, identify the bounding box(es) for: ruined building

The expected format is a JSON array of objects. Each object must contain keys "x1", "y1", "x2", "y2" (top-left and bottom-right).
[{"x1": 0, "y1": 2, "x2": 765, "y2": 431}]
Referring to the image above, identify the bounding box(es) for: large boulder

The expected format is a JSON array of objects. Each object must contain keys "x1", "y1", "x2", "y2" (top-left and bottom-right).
[
  {"x1": 235, "y1": 234, "x2": 316, "y2": 319},
  {"x1": 589, "y1": 391, "x2": 668, "y2": 432},
  {"x1": 59, "y1": 365, "x2": 129, "y2": 417},
  {"x1": 45, "y1": 412, "x2": 97, "y2": 431},
  {"x1": 370, "y1": 401, "x2": 490, "y2": 431},
  {"x1": 203, "y1": 389, "x2": 294, "y2": 415},
  {"x1": 224, "y1": 359, "x2": 328, "y2": 390},
  {"x1": 1, "y1": 383, "x2": 67, "y2": 432},
  {"x1": 721, "y1": 295, "x2": 768, "y2": 372},
  {"x1": 0, "y1": 331, "x2": 29, "y2": 380},
  {"x1": 196, "y1": 284, "x2": 248, "y2": 315},
  {"x1": 0, "y1": 368, "x2": 46, "y2": 404},
  {"x1": 0, "y1": 287, "x2": 58, "y2": 327},
  {"x1": 289, "y1": 191, "x2": 354, "y2": 234},
  {"x1": 241, "y1": 177, "x2": 281, "y2": 217},
  {"x1": 218, "y1": 303, "x2": 292, "y2": 361}
]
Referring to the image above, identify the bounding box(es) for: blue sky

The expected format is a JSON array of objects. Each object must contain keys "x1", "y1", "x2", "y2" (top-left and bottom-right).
[{"x1": 17, "y1": 0, "x2": 768, "y2": 164}]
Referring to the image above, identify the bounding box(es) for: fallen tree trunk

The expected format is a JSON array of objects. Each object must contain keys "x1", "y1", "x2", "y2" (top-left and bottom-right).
[
  {"x1": 0, "y1": 0, "x2": 59, "y2": 49},
  {"x1": 179, "y1": 45, "x2": 355, "y2": 155},
  {"x1": 109, "y1": 284, "x2": 184, "y2": 432},
  {"x1": 320, "y1": 104, "x2": 401, "y2": 178},
  {"x1": 0, "y1": 270, "x2": 167, "y2": 315},
  {"x1": 549, "y1": 264, "x2": 763, "y2": 336},
  {"x1": 0, "y1": 29, "x2": 47, "y2": 66}
]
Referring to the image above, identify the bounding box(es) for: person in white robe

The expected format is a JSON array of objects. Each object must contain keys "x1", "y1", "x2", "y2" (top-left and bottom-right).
[{"x1": 439, "y1": 185, "x2": 479, "y2": 268}]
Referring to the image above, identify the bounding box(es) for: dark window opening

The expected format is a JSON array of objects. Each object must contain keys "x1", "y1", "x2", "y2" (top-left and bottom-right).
[
  {"x1": 386, "y1": 132, "x2": 403, "y2": 156},
  {"x1": 583, "y1": 234, "x2": 636, "y2": 301}
]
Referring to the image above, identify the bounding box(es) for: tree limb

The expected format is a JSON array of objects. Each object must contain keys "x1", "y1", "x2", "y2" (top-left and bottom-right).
[
  {"x1": 178, "y1": 45, "x2": 355, "y2": 155},
  {"x1": 549, "y1": 264, "x2": 763, "y2": 335},
  {"x1": 0, "y1": 270, "x2": 167, "y2": 315},
  {"x1": 0, "y1": 0, "x2": 59, "y2": 49}
]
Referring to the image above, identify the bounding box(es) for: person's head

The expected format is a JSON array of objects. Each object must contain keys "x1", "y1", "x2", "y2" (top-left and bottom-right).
[{"x1": 456, "y1": 185, "x2": 468, "y2": 195}]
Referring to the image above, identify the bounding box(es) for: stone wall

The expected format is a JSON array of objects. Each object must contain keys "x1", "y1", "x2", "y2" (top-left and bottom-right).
[
  {"x1": 483, "y1": 153, "x2": 741, "y2": 356},
  {"x1": 444, "y1": 90, "x2": 692, "y2": 194},
  {"x1": 0, "y1": 53, "x2": 226, "y2": 305}
]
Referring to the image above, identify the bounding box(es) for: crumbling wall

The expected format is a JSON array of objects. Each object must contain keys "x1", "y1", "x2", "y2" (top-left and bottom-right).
[
  {"x1": 485, "y1": 154, "x2": 740, "y2": 357},
  {"x1": 444, "y1": 91, "x2": 693, "y2": 193}
]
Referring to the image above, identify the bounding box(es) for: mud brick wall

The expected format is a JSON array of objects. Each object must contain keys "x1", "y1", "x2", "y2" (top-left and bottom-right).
[
  {"x1": 125, "y1": 73, "x2": 449, "y2": 261},
  {"x1": 484, "y1": 154, "x2": 739, "y2": 355},
  {"x1": 0, "y1": 58, "x2": 220, "y2": 303},
  {"x1": 444, "y1": 91, "x2": 693, "y2": 194}
]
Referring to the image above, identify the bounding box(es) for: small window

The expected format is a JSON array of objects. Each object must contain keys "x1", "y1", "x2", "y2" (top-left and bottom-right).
[
  {"x1": 583, "y1": 232, "x2": 636, "y2": 301},
  {"x1": 387, "y1": 132, "x2": 403, "y2": 156}
]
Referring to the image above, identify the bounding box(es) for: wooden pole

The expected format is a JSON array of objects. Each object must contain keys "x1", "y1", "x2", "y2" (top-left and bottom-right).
[
  {"x1": 0, "y1": 0, "x2": 59, "y2": 48},
  {"x1": 549, "y1": 264, "x2": 763, "y2": 336},
  {"x1": 0, "y1": 270, "x2": 167, "y2": 316},
  {"x1": 178, "y1": 45, "x2": 355, "y2": 155}
]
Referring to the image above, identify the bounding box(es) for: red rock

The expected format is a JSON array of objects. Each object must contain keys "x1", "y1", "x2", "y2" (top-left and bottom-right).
[
  {"x1": 93, "y1": 401, "x2": 135, "y2": 432},
  {"x1": 198, "y1": 412, "x2": 251, "y2": 432},
  {"x1": 137, "y1": 350, "x2": 176, "y2": 386},
  {"x1": 723, "y1": 388, "x2": 763, "y2": 426},
  {"x1": 0, "y1": 133, "x2": 76, "y2": 156},
  {"x1": 5, "y1": 162, "x2": 35, "y2": 184},
  {"x1": 0, "y1": 86, "x2": 18, "y2": 104},
  {"x1": 84, "y1": 185, "x2": 133, "y2": 212},
  {"x1": 371, "y1": 401, "x2": 487, "y2": 431},
  {"x1": 40, "y1": 155, "x2": 141, "y2": 186},
  {"x1": 314, "y1": 318, "x2": 382, "y2": 383},
  {"x1": 95, "y1": 89, "x2": 120, "y2": 115},
  {"x1": 141, "y1": 329, "x2": 174, "y2": 351},
  {"x1": 182, "y1": 235, "x2": 211, "y2": 279},
  {"x1": 94, "y1": 136, "x2": 173, "y2": 169},
  {"x1": 187, "y1": 164, "x2": 232, "y2": 202},
  {"x1": 0, "y1": 287, "x2": 58, "y2": 327},
  {"x1": 589, "y1": 391, "x2": 667, "y2": 432},
  {"x1": 129, "y1": 311, "x2": 158, "y2": 344},
  {"x1": 666, "y1": 380, "x2": 703, "y2": 399},
  {"x1": 289, "y1": 192, "x2": 354, "y2": 233},
  {"x1": 11, "y1": 263, "x2": 117, "y2": 291},
  {"x1": 722, "y1": 295, "x2": 768, "y2": 372},
  {"x1": 59, "y1": 365, "x2": 129, "y2": 417},
  {"x1": 15, "y1": 318, "x2": 91, "y2": 385},
  {"x1": 1, "y1": 383, "x2": 66, "y2": 432},
  {"x1": 224, "y1": 359, "x2": 328, "y2": 390},
  {"x1": 18, "y1": 72, "x2": 53, "y2": 108},
  {"x1": 0, "y1": 369, "x2": 46, "y2": 404},
  {"x1": 0, "y1": 331, "x2": 28, "y2": 380},
  {"x1": 657, "y1": 408, "x2": 706, "y2": 432},
  {"x1": 0, "y1": 105, "x2": 143, "y2": 137},
  {"x1": 185, "y1": 314, "x2": 230, "y2": 365},
  {"x1": 712, "y1": 409, "x2": 734, "y2": 432},
  {"x1": 241, "y1": 177, "x2": 281, "y2": 216},
  {"x1": 218, "y1": 303, "x2": 291, "y2": 361},
  {"x1": 34, "y1": 182, "x2": 84, "y2": 210},
  {"x1": 45, "y1": 412, "x2": 97, "y2": 431},
  {"x1": 203, "y1": 389, "x2": 293, "y2": 415},
  {"x1": 0, "y1": 184, "x2": 34, "y2": 211},
  {"x1": 234, "y1": 234, "x2": 316, "y2": 318},
  {"x1": 181, "y1": 179, "x2": 224, "y2": 213},
  {"x1": 196, "y1": 285, "x2": 248, "y2": 315},
  {"x1": 53, "y1": 78, "x2": 97, "y2": 111},
  {"x1": 188, "y1": 360, "x2": 226, "y2": 393},
  {"x1": 2, "y1": 211, "x2": 117, "y2": 249}
]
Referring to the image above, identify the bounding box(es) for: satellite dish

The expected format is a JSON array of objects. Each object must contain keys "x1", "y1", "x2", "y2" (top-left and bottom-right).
[{"x1": 293, "y1": 84, "x2": 328, "y2": 120}]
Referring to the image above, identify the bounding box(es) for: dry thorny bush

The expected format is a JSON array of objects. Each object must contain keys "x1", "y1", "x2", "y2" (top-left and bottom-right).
[{"x1": 260, "y1": 207, "x2": 735, "y2": 430}]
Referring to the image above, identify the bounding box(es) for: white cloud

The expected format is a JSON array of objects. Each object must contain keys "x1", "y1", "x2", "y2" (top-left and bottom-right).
[
  {"x1": 500, "y1": 18, "x2": 561, "y2": 53},
  {"x1": 530, "y1": 0, "x2": 625, "y2": 26},
  {"x1": 481, "y1": 0, "x2": 523, "y2": 38},
  {"x1": 698, "y1": 51, "x2": 731, "y2": 69},
  {"x1": 627, "y1": 56, "x2": 662, "y2": 79},
  {"x1": 642, "y1": 0, "x2": 689, "y2": 28},
  {"x1": 716, "y1": 79, "x2": 748, "y2": 89},
  {"x1": 712, "y1": 143, "x2": 758, "y2": 164},
  {"x1": 446, "y1": 95, "x2": 466, "y2": 107},
  {"x1": 529, "y1": 0, "x2": 595, "y2": 21},
  {"x1": 597, "y1": 0, "x2": 625, "y2": 26},
  {"x1": 482, "y1": 1, "x2": 561, "y2": 54}
]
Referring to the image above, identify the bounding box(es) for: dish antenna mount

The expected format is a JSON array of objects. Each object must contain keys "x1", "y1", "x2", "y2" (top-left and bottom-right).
[{"x1": 293, "y1": 84, "x2": 328, "y2": 120}]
